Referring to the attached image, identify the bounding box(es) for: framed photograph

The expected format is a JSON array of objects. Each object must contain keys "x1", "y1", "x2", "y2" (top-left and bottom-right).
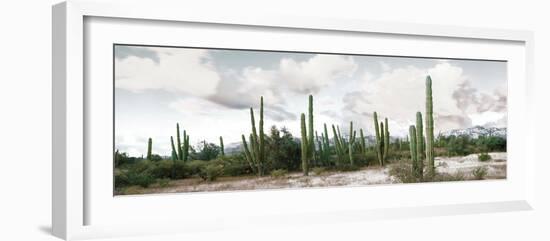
[{"x1": 53, "y1": 0, "x2": 535, "y2": 240}]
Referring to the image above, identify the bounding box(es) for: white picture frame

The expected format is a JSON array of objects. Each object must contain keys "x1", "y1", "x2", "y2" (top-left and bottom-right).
[{"x1": 52, "y1": 0, "x2": 535, "y2": 240}]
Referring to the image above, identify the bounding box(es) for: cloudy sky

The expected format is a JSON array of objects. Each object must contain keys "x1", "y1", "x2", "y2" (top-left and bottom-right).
[{"x1": 114, "y1": 45, "x2": 507, "y2": 157}]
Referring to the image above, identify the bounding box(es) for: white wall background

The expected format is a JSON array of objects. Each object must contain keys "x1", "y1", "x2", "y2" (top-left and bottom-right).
[{"x1": 1, "y1": 0, "x2": 549, "y2": 240}]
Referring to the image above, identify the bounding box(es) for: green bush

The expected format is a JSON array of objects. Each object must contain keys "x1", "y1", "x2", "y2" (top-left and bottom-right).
[
  {"x1": 478, "y1": 153, "x2": 491, "y2": 162},
  {"x1": 186, "y1": 160, "x2": 208, "y2": 176},
  {"x1": 472, "y1": 166, "x2": 488, "y2": 180},
  {"x1": 114, "y1": 169, "x2": 129, "y2": 187},
  {"x1": 150, "y1": 160, "x2": 173, "y2": 179},
  {"x1": 172, "y1": 160, "x2": 191, "y2": 179},
  {"x1": 125, "y1": 169, "x2": 155, "y2": 187},
  {"x1": 115, "y1": 160, "x2": 156, "y2": 188},
  {"x1": 270, "y1": 169, "x2": 288, "y2": 178},
  {"x1": 199, "y1": 163, "x2": 224, "y2": 181}
]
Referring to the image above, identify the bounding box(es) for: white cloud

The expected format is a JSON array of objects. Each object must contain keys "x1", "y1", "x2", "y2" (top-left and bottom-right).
[
  {"x1": 280, "y1": 54, "x2": 358, "y2": 94},
  {"x1": 344, "y1": 62, "x2": 506, "y2": 136},
  {"x1": 115, "y1": 48, "x2": 220, "y2": 96}
]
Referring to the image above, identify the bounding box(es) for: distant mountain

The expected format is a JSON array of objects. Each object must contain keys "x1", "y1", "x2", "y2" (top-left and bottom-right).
[{"x1": 440, "y1": 126, "x2": 506, "y2": 139}]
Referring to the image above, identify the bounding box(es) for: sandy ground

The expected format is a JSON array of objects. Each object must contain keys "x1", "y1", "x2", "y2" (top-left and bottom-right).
[{"x1": 136, "y1": 152, "x2": 506, "y2": 194}]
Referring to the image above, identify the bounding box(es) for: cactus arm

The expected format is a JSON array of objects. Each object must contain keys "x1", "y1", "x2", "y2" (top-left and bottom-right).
[
  {"x1": 259, "y1": 97, "x2": 265, "y2": 175},
  {"x1": 176, "y1": 123, "x2": 182, "y2": 160},
  {"x1": 308, "y1": 95, "x2": 314, "y2": 162},
  {"x1": 300, "y1": 113, "x2": 309, "y2": 176},
  {"x1": 183, "y1": 134, "x2": 189, "y2": 161},
  {"x1": 383, "y1": 118, "x2": 389, "y2": 163},
  {"x1": 170, "y1": 136, "x2": 178, "y2": 161},
  {"x1": 241, "y1": 134, "x2": 256, "y2": 173},
  {"x1": 409, "y1": 126, "x2": 418, "y2": 178},
  {"x1": 373, "y1": 112, "x2": 383, "y2": 166},
  {"x1": 219, "y1": 136, "x2": 224, "y2": 156},
  {"x1": 425, "y1": 75, "x2": 435, "y2": 176}
]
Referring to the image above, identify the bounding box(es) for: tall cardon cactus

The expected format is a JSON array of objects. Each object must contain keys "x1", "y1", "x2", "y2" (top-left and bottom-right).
[
  {"x1": 146, "y1": 137, "x2": 152, "y2": 160},
  {"x1": 348, "y1": 122, "x2": 357, "y2": 165},
  {"x1": 373, "y1": 112, "x2": 390, "y2": 166},
  {"x1": 332, "y1": 125, "x2": 345, "y2": 166},
  {"x1": 425, "y1": 75, "x2": 435, "y2": 176},
  {"x1": 241, "y1": 96, "x2": 266, "y2": 176},
  {"x1": 219, "y1": 136, "x2": 224, "y2": 156},
  {"x1": 409, "y1": 126, "x2": 420, "y2": 178},
  {"x1": 415, "y1": 112, "x2": 425, "y2": 178},
  {"x1": 170, "y1": 136, "x2": 178, "y2": 161},
  {"x1": 298, "y1": 95, "x2": 314, "y2": 175},
  {"x1": 300, "y1": 113, "x2": 309, "y2": 176}
]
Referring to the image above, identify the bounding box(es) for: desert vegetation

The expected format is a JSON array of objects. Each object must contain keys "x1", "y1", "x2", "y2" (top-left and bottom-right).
[{"x1": 114, "y1": 75, "x2": 507, "y2": 195}]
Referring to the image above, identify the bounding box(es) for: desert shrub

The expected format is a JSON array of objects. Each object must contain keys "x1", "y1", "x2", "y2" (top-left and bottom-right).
[
  {"x1": 114, "y1": 151, "x2": 140, "y2": 167},
  {"x1": 312, "y1": 167, "x2": 327, "y2": 176},
  {"x1": 363, "y1": 152, "x2": 379, "y2": 166},
  {"x1": 193, "y1": 142, "x2": 220, "y2": 161},
  {"x1": 388, "y1": 162, "x2": 419, "y2": 183},
  {"x1": 114, "y1": 160, "x2": 156, "y2": 188},
  {"x1": 125, "y1": 169, "x2": 155, "y2": 187},
  {"x1": 149, "y1": 154, "x2": 163, "y2": 162},
  {"x1": 213, "y1": 154, "x2": 251, "y2": 176},
  {"x1": 472, "y1": 166, "x2": 488, "y2": 180},
  {"x1": 150, "y1": 160, "x2": 173, "y2": 179},
  {"x1": 478, "y1": 153, "x2": 491, "y2": 162},
  {"x1": 114, "y1": 169, "x2": 129, "y2": 187},
  {"x1": 157, "y1": 178, "x2": 171, "y2": 188},
  {"x1": 186, "y1": 160, "x2": 208, "y2": 176},
  {"x1": 476, "y1": 136, "x2": 506, "y2": 152},
  {"x1": 270, "y1": 169, "x2": 288, "y2": 178},
  {"x1": 199, "y1": 163, "x2": 224, "y2": 181},
  {"x1": 222, "y1": 162, "x2": 250, "y2": 176},
  {"x1": 265, "y1": 126, "x2": 302, "y2": 172},
  {"x1": 172, "y1": 160, "x2": 191, "y2": 179},
  {"x1": 446, "y1": 135, "x2": 474, "y2": 156},
  {"x1": 336, "y1": 164, "x2": 360, "y2": 172}
]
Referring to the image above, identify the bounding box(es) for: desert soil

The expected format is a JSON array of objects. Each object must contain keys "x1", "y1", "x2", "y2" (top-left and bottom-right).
[{"x1": 138, "y1": 152, "x2": 506, "y2": 194}]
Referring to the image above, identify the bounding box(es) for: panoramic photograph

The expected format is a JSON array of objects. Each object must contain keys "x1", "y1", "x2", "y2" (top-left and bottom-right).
[{"x1": 114, "y1": 44, "x2": 507, "y2": 195}]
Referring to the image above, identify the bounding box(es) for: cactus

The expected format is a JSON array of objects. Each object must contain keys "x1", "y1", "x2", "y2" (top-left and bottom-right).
[
  {"x1": 373, "y1": 112, "x2": 383, "y2": 166},
  {"x1": 301, "y1": 113, "x2": 309, "y2": 176},
  {"x1": 175, "y1": 124, "x2": 190, "y2": 161},
  {"x1": 308, "y1": 95, "x2": 315, "y2": 166},
  {"x1": 319, "y1": 124, "x2": 331, "y2": 165},
  {"x1": 170, "y1": 136, "x2": 178, "y2": 161},
  {"x1": 373, "y1": 112, "x2": 390, "y2": 166},
  {"x1": 176, "y1": 123, "x2": 183, "y2": 160},
  {"x1": 415, "y1": 112, "x2": 425, "y2": 174},
  {"x1": 298, "y1": 95, "x2": 315, "y2": 175},
  {"x1": 383, "y1": 118, "x2": 389, "y2": 161},
  {"x1": 219, "y1": 136, "x2": 224, "y2": 156},
  {"x1": 146, "y1": 137, "x2": 152, "y2": 160},
  {"x1": 241, "y1": 96, "x2": 266, "y2": 176},
  {"x1": 425, "y1": 75, "x2": 435, "y2": 176},
  {"x1": 332, "y1": 124, "x2": 345, "y2": 165},
  {"x1": 183, "y1": 132, "x2": 189, "y2": 161},
  {"x1": 409, "y1": 126, "x2": 419, "y2": 177},
  {"x1": 348, "y1": 121, "x2": 356, "y2": 165},
  {"x1": 359, "y1": 128, "x2": 366, "y2": 154},
  {"x1": 315, "y1": 131, "x2": 322, "y2": 164}
]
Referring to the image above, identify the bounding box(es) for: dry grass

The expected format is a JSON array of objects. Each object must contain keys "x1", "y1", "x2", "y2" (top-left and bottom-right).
[{"x1": 116, "y1": 152, "x2": 507, "y2": 195}]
